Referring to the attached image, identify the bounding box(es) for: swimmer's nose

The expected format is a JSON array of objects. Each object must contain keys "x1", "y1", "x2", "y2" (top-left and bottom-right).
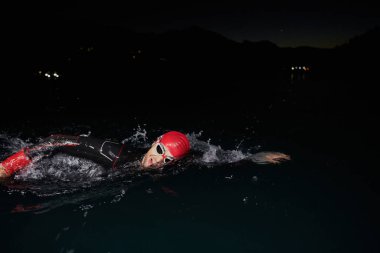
[
  {"x1": 152, "y1": 155, "x2": 164, "y2": 165},
  {"x1": 155, "y1": 155, "x2": 164, "y2": 163}
]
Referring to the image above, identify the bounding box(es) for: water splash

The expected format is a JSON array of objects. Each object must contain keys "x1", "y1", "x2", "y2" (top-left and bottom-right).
[
  {"x1": 187, "y1": 131, "x2": 290, "y2": 167},
  {"x1": 188, "y1": 132, "x2": 259, "y2": 166},
  {"x1": 15, "y1": 154, "x2": 105, "y2": 182},
  {"x1": 0, "y1": 134, "x2": 30, "y2": 159},
  {"x1": 121, "y1": 125, "x2": 149, "y2": 148}
]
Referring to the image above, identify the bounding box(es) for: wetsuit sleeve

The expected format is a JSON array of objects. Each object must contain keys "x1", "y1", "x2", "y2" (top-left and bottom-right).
[
  {"x1": 1, "y1": 149, "x2": 32, "y2": 176},
  {"x1": 0, "y1": 134, "x2": 126, "y2": 176},
  {"x1": 0, "y1": 135, "x2": 81, "y2": 176}
]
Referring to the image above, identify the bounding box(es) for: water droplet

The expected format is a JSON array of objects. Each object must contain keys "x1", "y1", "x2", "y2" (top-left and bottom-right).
[{"x1": 225, "y1": 175, "x2": 234, "y2": 180}]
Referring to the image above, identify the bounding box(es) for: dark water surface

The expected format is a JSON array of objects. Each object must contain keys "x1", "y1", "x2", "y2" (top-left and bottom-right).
[{"x1": 1, "y1": 77, "x2": 379, "y2": 252}]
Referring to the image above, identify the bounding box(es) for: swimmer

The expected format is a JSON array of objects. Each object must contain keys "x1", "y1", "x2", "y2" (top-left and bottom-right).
[
  {"x1": 0, "y1": 131, "x2": 189, "y2": 178},
  {"x1": 0, "y1": 131, "x2": 290, "y2": 178}
]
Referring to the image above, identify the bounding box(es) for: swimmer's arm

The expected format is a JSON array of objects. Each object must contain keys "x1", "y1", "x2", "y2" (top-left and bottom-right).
[
  {"x1": 0, "y1": 135, "x2": 81, "y2": 178},
  {"x1": 0, "y1": 149, "x2": 32, "y2": 178},
  {"x1": 250, "y1": 151, "x2": 291, "y2": 164}
]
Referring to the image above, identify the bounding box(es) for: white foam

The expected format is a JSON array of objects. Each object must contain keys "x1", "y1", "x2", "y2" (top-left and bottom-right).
[
  {"x1": 15, "y1": 154, "x2": 105, "y2": 181},
  {"x1": 121, "y1": 125, "x2": 148, "y2": 147},
  {"x1": 187, "y1": 132, "x2": 251, "y2": 165},
  {"x1": 0, "y1": 134, "x2": 30, "y2": 158}
]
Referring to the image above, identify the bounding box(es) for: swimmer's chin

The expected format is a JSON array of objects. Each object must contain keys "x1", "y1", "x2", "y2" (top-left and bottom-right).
[{"x1": 141, "y1": 164, "x2": 163, "y2": 171}]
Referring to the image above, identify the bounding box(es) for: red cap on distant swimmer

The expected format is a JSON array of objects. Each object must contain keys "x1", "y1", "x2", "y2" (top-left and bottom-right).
[{"x1": 159, "y1": 131, "x2": 190, "y2": 159}]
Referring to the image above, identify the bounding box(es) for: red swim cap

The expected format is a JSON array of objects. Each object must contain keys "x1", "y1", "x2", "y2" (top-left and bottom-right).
[{"x1": 159, "y1": 131, "x2": 190, "y2": 159}]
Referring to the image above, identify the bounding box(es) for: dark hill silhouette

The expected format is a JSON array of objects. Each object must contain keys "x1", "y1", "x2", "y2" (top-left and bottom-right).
[
  {"x1": 155, "y1": 25, "x2": 240, "y2": 71},
  {"x1": 332, "y1": 26, "x2": 380, "y2": 79},
  {"x1": 340, "y1": 26, "x2": 380, "y2": 50},
  {"x1": 160, "y1": 25, "x2": 238, "y2": 47},
  {"x1": 6, "y1": 19, "x2": 379, "y2": 85}
]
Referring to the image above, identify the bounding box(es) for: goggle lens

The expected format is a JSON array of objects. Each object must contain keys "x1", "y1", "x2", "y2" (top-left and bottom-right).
[{"x1": 156, "y1": 143, "x2": 174, "y2": 164}]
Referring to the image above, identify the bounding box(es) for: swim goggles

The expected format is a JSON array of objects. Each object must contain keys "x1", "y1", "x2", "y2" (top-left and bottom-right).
[{"x1": 155, "y1": 142, "x2": 175, "y2": 164}]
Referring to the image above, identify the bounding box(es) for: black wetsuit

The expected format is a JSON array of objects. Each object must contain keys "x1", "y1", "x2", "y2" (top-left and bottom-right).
[{"x1": 26, "y1": 134, "x2": 143, "y2": 170}]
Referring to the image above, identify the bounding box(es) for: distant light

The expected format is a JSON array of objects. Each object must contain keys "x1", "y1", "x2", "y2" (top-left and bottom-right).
[
  {"x1": 53, "y1": 72, "x2": 59, "y2": 78},
  {"x1": 38, "y1": 70, "x2": 42, "y2": 75},
  {"x1": 303, "y1": 66, "x2": 306, "y2": 70},
  {"x1": 45, "y1": 73, "x2": 51, "y2": 78},
  {"x1": 291, "y1": 67, "x2": 295, "y2": 70}
]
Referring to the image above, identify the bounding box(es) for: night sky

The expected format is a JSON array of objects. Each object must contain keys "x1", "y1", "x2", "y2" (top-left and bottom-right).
[{"x1": 20, "y1": 1, "x2": 379, "y2": 48}]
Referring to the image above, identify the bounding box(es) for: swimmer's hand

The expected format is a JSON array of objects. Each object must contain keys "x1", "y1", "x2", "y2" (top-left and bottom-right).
[
  {"x1": 251, "y1": 152, "x2": 291, "y2": 164},
  {"x1": 0, "y1": 165, "x2": 9, "y2": 179}
]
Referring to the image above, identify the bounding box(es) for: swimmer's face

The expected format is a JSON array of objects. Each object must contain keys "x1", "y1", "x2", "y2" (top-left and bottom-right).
[{"x1": 141, "y1": 140, "x2": 175, "y2": 169}]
